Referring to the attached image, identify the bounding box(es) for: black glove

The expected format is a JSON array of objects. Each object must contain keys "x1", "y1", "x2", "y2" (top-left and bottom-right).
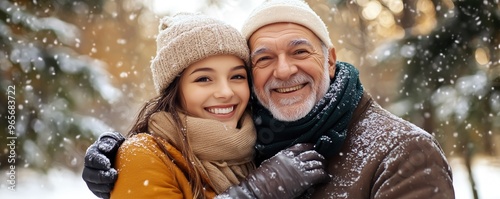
[
  {"x1": 216, "y1": 143, "x2": 330, "y2": 199},
  {"x1": 82, "y1": 131, "x2": 125, "y2": 199}
]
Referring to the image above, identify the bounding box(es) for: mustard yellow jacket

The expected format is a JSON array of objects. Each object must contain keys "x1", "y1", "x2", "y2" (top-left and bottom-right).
[{"x1": 111, "y1": 133, "x2": 216, "y2": 199}]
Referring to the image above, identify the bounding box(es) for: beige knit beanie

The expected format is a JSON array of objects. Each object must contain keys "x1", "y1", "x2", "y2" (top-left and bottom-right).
[
  {"x1": 151, "y1": 13, "x2": 250, "y2": 94},
  {"x1": 241, "y1": 0, "x2": 333, "y2": 48}
]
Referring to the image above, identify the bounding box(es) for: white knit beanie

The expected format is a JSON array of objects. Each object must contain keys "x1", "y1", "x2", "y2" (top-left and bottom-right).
[
  {"x1": 241, "y1": 0, "x2": 333, "y2": 48},
  {"x1": 151, "y1": 13, "x2": 250, "y2": 94}
]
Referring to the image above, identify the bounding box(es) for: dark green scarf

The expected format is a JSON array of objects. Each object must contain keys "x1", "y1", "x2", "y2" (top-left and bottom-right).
[{"x1": 251, "y1": 62, "x2": 364, "y2": 162}]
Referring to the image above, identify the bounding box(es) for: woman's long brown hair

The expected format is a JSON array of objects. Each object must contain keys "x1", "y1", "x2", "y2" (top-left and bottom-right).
[{"x1": 127, "y1": 77, "x2": 207, "y2": 199}]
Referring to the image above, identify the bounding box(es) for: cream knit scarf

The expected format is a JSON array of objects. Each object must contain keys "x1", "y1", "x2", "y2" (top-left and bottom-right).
[{"x1": 148, "y1": 111, "x2": 256, "y2": 193}]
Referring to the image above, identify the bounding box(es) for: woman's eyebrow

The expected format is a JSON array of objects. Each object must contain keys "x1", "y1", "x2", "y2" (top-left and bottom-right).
[
  {"x1": 231, "y1": 65, "x2": 247, "y2": 71},
  {"x1": 190, "y1": 65, "x2": 246, "y2": 75},
  {"x1": 190, "y1": 67, "x2": 213, "y2": 75}
]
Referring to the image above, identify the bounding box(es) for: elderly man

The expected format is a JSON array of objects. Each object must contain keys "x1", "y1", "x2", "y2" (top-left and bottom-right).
[
  {"x1": 83, "y1": 0, "x2": 455, "y2": 198},
  {"x1": 239, "y1": 1, "x2": 455, "y2": 198}
]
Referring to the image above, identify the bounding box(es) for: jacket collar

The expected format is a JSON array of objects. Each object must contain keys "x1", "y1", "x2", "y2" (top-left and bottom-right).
[{"x1": 347, "y1": 91, "x2": 373, "y2": 131}]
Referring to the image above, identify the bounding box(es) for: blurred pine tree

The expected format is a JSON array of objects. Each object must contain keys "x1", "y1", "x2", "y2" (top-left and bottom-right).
[{"x1": 0, "y1": 0, "x2": 121, "y2": 172}]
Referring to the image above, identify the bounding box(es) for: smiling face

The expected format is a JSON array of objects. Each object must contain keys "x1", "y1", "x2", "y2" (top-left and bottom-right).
[
  {"x1": 178, "y1": 55, "x2": 250, "y2": 128},
  {"x1": 249, "y1": 23, "x2": 336, "y2": 121}
]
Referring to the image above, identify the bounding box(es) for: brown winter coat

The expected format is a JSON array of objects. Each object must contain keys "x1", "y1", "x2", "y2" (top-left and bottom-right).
[
  {"x1": 110, "y1": 133, "x2": 217, "y2": 199},
  {"x1": 304, "y1": 92, "x2": 455, "y2": 198}
]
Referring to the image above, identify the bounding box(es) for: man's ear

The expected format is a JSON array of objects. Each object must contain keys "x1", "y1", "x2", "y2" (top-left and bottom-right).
[{"x1": 328, "y1": 48, "x2": 336, "y2": 78}]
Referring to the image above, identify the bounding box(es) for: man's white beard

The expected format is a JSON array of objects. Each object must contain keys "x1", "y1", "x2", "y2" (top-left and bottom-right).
[{"x1": 254, "y1": 61, "x2": 331, "y2": 122}]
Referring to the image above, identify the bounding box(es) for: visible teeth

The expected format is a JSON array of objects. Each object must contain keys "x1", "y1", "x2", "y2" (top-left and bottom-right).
[
  {"x1": 275, "y1": 84, "x2": 304, "y2": 93},
  {"x1": 207, "y1": 106, "x2": 234, "y2": 114}
]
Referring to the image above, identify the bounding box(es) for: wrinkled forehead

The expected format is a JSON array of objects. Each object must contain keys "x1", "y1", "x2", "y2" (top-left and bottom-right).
[{"x1": 248, "y1": 22, "x2": 323, "y2": 51}]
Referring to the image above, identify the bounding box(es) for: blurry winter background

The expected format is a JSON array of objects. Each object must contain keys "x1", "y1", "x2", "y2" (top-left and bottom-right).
[{"x1": 0, "y1": 0, "x2": 499, "y2": 198}]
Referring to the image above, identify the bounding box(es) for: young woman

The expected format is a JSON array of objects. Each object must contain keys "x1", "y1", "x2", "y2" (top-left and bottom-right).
[{"x1": 110, "y1": 13, "x2": 328, "y2": 199}]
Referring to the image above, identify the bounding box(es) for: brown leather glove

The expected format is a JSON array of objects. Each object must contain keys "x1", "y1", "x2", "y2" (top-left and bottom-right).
[{"x1": 216, "y1": 143, "x2": 330, "y2": 199}]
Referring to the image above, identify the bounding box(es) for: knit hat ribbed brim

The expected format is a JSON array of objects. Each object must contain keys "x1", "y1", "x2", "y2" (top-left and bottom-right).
[
  {"x1": 241, "y1": 0, "x2": 333, "y2": 48},
  {"x1": 151, "y1": 13, "x2": 250, "y2": 94}
]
